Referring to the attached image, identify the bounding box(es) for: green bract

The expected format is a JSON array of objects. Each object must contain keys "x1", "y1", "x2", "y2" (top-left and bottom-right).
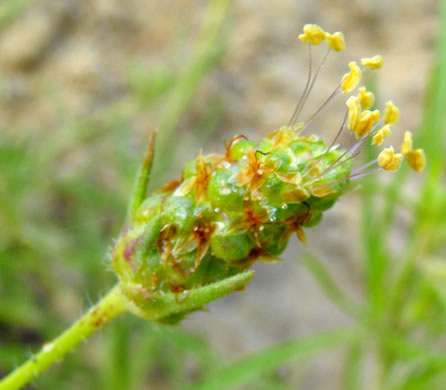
[{"x1": 112, "y1": 127, "x2": 352, "y2": 322}]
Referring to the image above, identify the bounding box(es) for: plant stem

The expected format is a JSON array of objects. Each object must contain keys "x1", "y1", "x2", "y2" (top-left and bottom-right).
[{"x1": 0, "y1": 285, "x2": 128, "y2": 390}]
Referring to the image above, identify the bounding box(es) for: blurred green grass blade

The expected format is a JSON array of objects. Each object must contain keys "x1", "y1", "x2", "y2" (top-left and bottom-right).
[
  {"x1": 151, "y1": 0, "x2": 231, "y2": 186},
  {"x1": 102, "y1": 322, "x2": 133, "y2": 390},
  {"x1": 389, "y1": 0, "x2": 446, "y2": 318},
  {"x1": 0, "y1": 0, "x2": 30, "y2": 28},
  {"x1": 360, "y1": 76, "x2": 390, "y2": 313},
  {"x1": 418, "y1": 0, "x2": 446, "y2": 177},
  {"x1": 344, "y1": 342, "x2": 362, "y2": 390},
  {"x1": 193, "y1": 328, "x2": 360, "y2": 390},
  {"x1": 299, "y1": 254, "x2": 362, "y2": 318}
]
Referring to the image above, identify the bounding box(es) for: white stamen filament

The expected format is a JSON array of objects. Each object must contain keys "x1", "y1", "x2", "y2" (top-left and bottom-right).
[{"x1": 288, "y1": 45, "x2": 313, "y2": 126}]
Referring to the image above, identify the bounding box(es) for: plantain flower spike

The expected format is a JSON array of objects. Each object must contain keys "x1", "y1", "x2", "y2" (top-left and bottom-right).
[
  {"x1": 378, "y1": 147, "x2": 403, "y2": 172},
  {"x1": 111, "y1": 25, "x2": 426, "y2": 324},
  {"x1": 358, "y1": 87, "x2": 375, "y2": 110},
  {"x1": 298, "y1": 24, "x2": 326, "y2": 45},
  {"x1": 361, "y1": 55, "x2": 384, "y2": 69},
  {"x1": 341, "y1": 62, "x2": 362, "y2": 93},
  {"x1": 384, "y1": 100, "x2": 400, "y2": 125},
  {"x1": 326, "y1": 32, "x2": 346, "y2": 51}
]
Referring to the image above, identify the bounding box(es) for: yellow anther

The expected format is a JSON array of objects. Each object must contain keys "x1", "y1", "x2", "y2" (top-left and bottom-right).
[
  {"x1": 400, "y1": 131, "x2": 413, "y2": 156},
  {"x1": 361, "y1": 55, "x2": 384, "y2": 69},
  {"x1": 358, "y1": 87, "x2": 374, "y2": 110},
  {"x1": 346, "y1": 96, "x2": 361, "y2": 131},
  {"x1": 341, "y1": 62, "x2": 362, "y2": 93},
  {"x1": 354, "y1": 109, "x2": 380, "y2": 139},
  {"x1": 383, "y1": 100, "x2": 400, "y2": 125},
  {"x1": 377, "y1": 146, "x2": 403, "y2": 172},
  {"x1": 372, "y1": 124, "x2": 392, "y2": 146},
  {"x1": 407, "y1": 149, "x2": 426, "y2": 172},
  {"x1": 326, "y1": 32, "x2": 346, "y2": 51},
  {"x1": 298, "y1": 24, "x2": 326, "y2": 45}
]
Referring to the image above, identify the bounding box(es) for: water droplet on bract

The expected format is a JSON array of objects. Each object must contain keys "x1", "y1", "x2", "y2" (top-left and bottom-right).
[
  {"x1": 214, "y1": 208, "x2": 221, "y2": 213},
  {"x1": 269, "y1": 216, "x2": 276, "y2": 222},
  {"x1": 281, "y1": 204, "x2": 288, "y2": 209}
]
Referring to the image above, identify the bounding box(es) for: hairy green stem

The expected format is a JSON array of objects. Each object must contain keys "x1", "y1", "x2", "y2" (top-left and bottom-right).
[
  {"x1": 0, "y1": 286, "x2": 128, "y2": 390},
  {"x1": 0, "y1": 271, "x2": 254, "y2": 389}
]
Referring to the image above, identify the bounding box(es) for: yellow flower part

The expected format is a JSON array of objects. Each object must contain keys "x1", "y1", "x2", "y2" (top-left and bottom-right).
[
  {"x1": 384, "y1": 100, "x2": 400, "y2": 125},
  {"x1": 298, "y1": 24, "x2": 326, "y2": 45},
  {"x1": 377, "y1": 146, "x2": 403, "y2": 172},
  {"x1": 346, "y1": 96, "x2": 361, "y2": 131},
  {"x1": 326, "y1": 32, "x2": 345, "y2": 51},
  {"x1": 407, "y1": 149, "x2": 426, "y2": 172},
  {"x1": 361, "y1": 55, "x2": 384, "y2": 69},
  {"x1": 400, "y1": 131, "x2": 413, "y2": 155},
  {"x1": 358, "y1": 87, "x2": 374, "y2": 110},
  {"x1": 341, "y1": 62, "x2": 362, "y2": 93},
  {"x1": 372, "y1": 124, "x2": 392, "y2": 146},
  {"x1": 354, "y1": 109, "x2": 380, "y2": 138}
]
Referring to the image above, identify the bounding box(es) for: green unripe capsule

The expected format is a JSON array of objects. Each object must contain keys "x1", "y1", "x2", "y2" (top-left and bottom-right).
[
  {"x1": 207, "y1": 167, "x2": 244, "y2": 212},
  {"x1": 210, "y1": 223, "x2": 255, "y2": 262}
]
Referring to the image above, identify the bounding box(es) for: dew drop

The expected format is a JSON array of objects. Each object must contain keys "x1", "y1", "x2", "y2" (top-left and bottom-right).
[
  {"x1": 43, "y1": 343, "x2": 54, "y2": 353},
  {"x1": 281, "y1": 204, "x2": 288, "y2": 209},
  {"x1": 214, "y1": 208, "x2": 221, "y2": 213}
]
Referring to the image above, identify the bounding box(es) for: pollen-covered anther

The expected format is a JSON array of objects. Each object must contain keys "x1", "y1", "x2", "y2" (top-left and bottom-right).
[
  {"x1": 326, "y1": 32, "x2": 345, "y2": 51},
  {"x1": 383, "y1": 101, "x2": 400, "y2": 125},
  {"x1": 372, "y1": 125, "x2": 392, "y2": 146},
  {"x1": 358, "y1": 87, "x2": 375, "y2": 110},
  {"x1": 341, "y1": 62, "x2": 362, "y2": 93},
  {"x1": 377, "y1": 146, "x2": 403, "y2": 172},
  {"x1": 407, "y1": 149, "x2": 426, "y2": 172},
  {"x1": 346, "y1": 96, "x2": 361, "y2": 131},
  {"x1": 298, "y1": 24, "x2": 326, "y2": 45},
  {"x1": 400, "y1": 131, "x2": 413, "y2": 156},
  {"x1": 354, "y1": 110, "x2": 380, "y2": 139},
  {"x1": 361, "y1": 55, "x2": 384, "y2": 69}
]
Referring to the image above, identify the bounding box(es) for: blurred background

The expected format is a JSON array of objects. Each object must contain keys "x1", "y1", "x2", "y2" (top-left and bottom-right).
[{"x1": 0, "y1": 0, "x2": 445, "y2": 389}]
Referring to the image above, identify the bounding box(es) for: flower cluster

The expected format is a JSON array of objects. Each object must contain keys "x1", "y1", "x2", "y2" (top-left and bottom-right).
[
  {"x1": 297, "y1": 24, "x2": 425, "y2": 175},
  {"x1": 111, "y1": 24, "x2": 425, "y2": 320}
]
